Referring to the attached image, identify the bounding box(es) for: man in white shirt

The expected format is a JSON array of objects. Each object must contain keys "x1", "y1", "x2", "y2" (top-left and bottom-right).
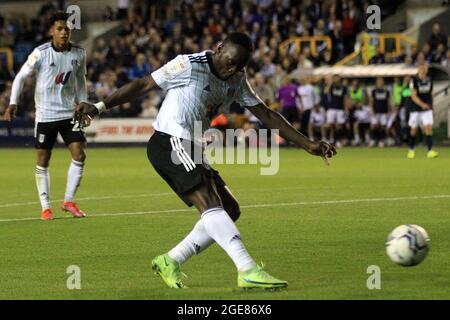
[
  {"x1": 297, "y1": 76, "x2": 318, "y2": 137},
  {"x1": 74, "y1": 32, "x2": 336, "y2": 290},
  {"x1": 3, "y1": 12, "x2": 88, "y2": 220}
]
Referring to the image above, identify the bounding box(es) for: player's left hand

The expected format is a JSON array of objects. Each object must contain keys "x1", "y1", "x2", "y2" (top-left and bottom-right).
[{"x1": 307, "y1": 140, "x2": 337, "y2": 166}]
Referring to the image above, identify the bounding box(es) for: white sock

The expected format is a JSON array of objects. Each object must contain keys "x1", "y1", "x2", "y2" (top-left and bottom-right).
[
  {"x1": 35, "y1": 165, "x2": 51, "y2": 210},
  {"x1": 64, "y1": 159, "x2": 84, "y2": 202},
  {"x1": 168, "y1": 219, "x2": 215, "y2": 265},
  {"x1": 201, "y1": 207, "x2": 256, "y2": 272}
]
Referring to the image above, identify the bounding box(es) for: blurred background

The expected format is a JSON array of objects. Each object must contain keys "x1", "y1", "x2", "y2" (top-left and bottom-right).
[{"x1": 0, "y1": 0, "x2": 449, "y2": 146}]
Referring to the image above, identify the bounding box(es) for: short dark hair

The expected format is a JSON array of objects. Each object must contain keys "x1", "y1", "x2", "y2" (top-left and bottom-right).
[
  {"x1": 48, "y1": 11, "x2": 70, "y2": 29},
  {"x1": 223, "y1": 32, "x2": 254, "y2": 53}
]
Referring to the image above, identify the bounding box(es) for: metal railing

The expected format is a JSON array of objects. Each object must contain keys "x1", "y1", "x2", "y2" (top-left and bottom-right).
[{"x1": 278, "y1": 36, "x2": 332, "y2": 57}]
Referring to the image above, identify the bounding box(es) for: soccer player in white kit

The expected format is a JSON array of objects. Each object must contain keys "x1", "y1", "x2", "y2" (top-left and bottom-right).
[
  {"x1": 74, "y1": 33, "x2": 336, "y2": 289},
  {"x1": 3, "y1": 12, "x2": 88, "y2": 220}
]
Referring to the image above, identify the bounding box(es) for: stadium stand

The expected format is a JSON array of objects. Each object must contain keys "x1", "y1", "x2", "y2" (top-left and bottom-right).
[{"x1": 0, "y1": 0, "x2": 449, "y2": 146}]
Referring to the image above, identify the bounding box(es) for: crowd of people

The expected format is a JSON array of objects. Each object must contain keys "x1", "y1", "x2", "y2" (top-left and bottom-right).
[{"x1": 0, "y1": 0, "x2": 449, "y2": 148}]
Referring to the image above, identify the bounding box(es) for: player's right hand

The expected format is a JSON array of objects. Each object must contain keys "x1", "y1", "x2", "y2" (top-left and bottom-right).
[{"x1": 3, "y1": 105, "x2": 17, "y2": 121}]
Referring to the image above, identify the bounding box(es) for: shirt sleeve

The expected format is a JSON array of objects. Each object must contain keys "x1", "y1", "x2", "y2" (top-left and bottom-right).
[
  {"x1": 234, "y1": 74, "x2": 263, "y2": 107},
  {"x1": 9, "y1": 48, "x2": 41, "y2": 105},
  {"x1": 150, "y1": 54, "x2": 192, "y2": 90},
  {"x1": 75, "y1": 49, "x2": 88, "y2": 103}
]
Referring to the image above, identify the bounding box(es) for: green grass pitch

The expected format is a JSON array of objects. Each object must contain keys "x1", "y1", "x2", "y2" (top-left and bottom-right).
[{"x1": 0, "y1": 146, "x2": 449, "y2": 299}]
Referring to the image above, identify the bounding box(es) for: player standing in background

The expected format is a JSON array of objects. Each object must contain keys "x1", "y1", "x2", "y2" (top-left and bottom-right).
[
  {"x1": 407, "y1": 64, "x2": 438, "y2": 158},
  {"x1": 3, "y1": 12, "x2": 88, "y2": 220},
  {"x1": 369, "y1": 77, "x2": 390, "y2": 148},
  {"x1": 74, "y1": 32, "x2": 336, "y2": 289},
  {"x1": 324, "y1": 74, "x2": 349, "y2": 148},
  {"x1": 308, "y1": 103, "x2": 326, "y2": 140},
  {"x1": 297, "y1": 76, "x2": 318, "y2": 137},
  {"x1": 348, "y1": 79, "x2": 366, "y2": 145}
]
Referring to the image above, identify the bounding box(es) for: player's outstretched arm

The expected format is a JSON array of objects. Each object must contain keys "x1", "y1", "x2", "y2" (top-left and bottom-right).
[
  {"x1": 74, "y1": 75, "x2": 157, "y2": 119},
  {"x1": 247, "y1": 103, "x2": 336, "y2": 164}
]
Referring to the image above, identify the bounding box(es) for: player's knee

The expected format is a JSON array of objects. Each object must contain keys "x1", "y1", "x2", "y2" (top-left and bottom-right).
[{"x1": 73, "y1": 152, "x2": 86, "y2": 163}]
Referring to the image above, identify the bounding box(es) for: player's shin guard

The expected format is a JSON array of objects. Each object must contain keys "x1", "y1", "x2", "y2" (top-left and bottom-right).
[
  {"x1": 201, "y1": 207, "x2": 256, "y2": 272},
  {"x1": 168, "y1": 219, "x2": 215, "y2": 265},
  {"x1": 35, "y1": 165, "x2": 51, "y2": 210},
  {"x1": 64, "y1": 159, "x2": 84, "y2": 202}
]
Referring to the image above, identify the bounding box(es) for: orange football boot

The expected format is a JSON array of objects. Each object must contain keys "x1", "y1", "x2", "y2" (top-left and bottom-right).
[
  {"x1": 61, "y1": 202, "x2": 87, "y2": 218},
  {"x1": 41, "y1": 208, "x2": 54, "y2": 221}
]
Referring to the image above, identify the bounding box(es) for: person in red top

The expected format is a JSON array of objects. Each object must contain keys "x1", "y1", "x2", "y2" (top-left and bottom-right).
[{"x1": 342, "y1": 10, "x2": 356, "y2": 54}]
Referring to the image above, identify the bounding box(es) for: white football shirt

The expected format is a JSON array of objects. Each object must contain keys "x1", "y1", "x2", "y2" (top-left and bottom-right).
[
  {"x1": 151, "y1": 51, "x2": 263, "y2": 141},
  {"x1": 10, "y1": 42, "x2": 87, "y2": 122}
]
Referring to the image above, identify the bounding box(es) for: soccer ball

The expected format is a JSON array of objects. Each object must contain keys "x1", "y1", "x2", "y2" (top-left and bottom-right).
[{"x1": 385, "y1": 224, "x2": 430, "y2": 266}]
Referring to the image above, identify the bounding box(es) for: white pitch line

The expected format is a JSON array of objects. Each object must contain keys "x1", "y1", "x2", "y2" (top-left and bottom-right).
[
  {"x1": 0, "y1": 185, "x2": 335, "y2": 209},
  {"x1": 0, "y1": 192, "x2": 174, "y2": 208},
  {"x1": 0, "y1": 194, "x2": 448, "y2": 223}
]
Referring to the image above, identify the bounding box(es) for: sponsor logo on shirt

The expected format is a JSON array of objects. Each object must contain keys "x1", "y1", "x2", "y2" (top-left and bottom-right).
[{"x1": 55, "y1": 71, "x2": 72, "y2": 85}]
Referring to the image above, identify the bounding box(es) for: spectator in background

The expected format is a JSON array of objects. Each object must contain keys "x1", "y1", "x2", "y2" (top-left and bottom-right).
[
  {"x1": 428, "y1": 23, "x2": 447, "y2": 52},
  {"x1": 319, "y1": 49, "x2": 334, "y2": 65},
  {"x1": 308, "y1": 103, "x2": 326, "y2": 141},
  {"x1": 442, "y1": 48, "x2": 450, "y2": 69},
  {"x1": 268, "y1": 64, "x2": 286, "y2": 93},
  {"x1": 329, "y1": 21, "x2": 345, "y2": 61},
  {"x1": 103, "y1": 6, "x2": 115, "y2": 21},
  {"x1": 0, "y1": 58, "x2": 13, "y2": 85},
  {"x1": 421, "y1": 43, "x2": 433, "y2": 63},
  {"x1": 431, "y1": 43, "x2": 446, "y2": 64},
  {"x1": 260, "y1": 54, "x2": 276, "y2": 79},
  {"x1": 276, "y1": 76, "x2": 300, "y2": 130},
  {"x1": 253, "y1": 72, "x2": 274, "y2": 107},
  {"x1": 341, "y1": 10, "x2": 356, "y2": 54},
  {"x1": 38, "y1": 0, "x2": 57, "y2": 17},
  {"x1": 140, "y1": 90, "x2": 161, "y2": 118},
  {"x1": 129, "y1": 53, "x2": 150, "y2": 80},
  {"x1": 297, "y1": 76, "x2": 317, "y2": 136},
  {"x1": 369, "y1": 47, "x2": 385, "y2": 64}
]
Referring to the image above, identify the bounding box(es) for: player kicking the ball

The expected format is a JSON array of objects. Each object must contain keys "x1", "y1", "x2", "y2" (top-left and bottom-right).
[
  {"x1": 74, "y1": 33, "x2": 336, "y2": 289},
  {"x1": 3, "y1": 12, "x2": 88, "y2": 220}
]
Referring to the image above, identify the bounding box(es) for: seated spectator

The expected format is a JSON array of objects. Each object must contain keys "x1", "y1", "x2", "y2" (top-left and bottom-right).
[
  {"x1": 431, "y1": 43, "x2": 446, "y2": 64},
  {"x1": 421, "y1": 43, "x2": 433, "y2": 63},
  {"x1": 369, "y1": 47, "x2": 385, "y2": 64},
  {"x1": 129, "y1": 53, "x2": 151, "y2": 80},
  {"x1": 319, "y1": 49, "x2": 334, "y2": 65}
]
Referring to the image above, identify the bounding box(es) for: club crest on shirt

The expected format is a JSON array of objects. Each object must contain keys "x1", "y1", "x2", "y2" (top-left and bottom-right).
[{"x1": 71, "y1": 59, "x2": 79, "y2": 67}]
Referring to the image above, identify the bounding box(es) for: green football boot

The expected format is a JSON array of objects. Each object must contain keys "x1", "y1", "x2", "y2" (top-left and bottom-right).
[
  {"x1": 427, "y1": 150, "x2": 439, "y2": 158},
  {"x1": 151, "y1": 254, "x2": 187, "y2": 289},
  {"x1": 238, "y1": 263, "x2": 288, "y2": 290}
]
